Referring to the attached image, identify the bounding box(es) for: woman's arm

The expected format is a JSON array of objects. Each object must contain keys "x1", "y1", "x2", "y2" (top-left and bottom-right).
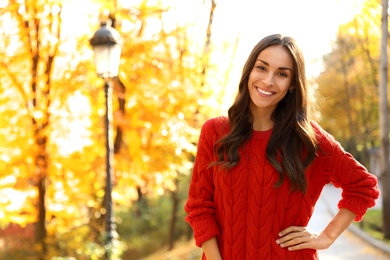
[
  {"x1": 276, "y1": 123, "x2": 379, "y2": 251},
  {"x1": 202, "y1": 237, "x2": 223, "y2": 260},
  {"x1": 184, "y1": 118, "x2": 221, "y2": 247},
  {"x1": 312, "y1": 121, "x2": 379, "y2": 221},
  {"x1": 276, "y1": 208, "x2": 356, "y2": 251}
]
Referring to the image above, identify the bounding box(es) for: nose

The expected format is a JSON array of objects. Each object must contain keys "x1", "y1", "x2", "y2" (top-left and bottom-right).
[{"x1": 262, "y1": 73, "x2": 274, "y2": 86}]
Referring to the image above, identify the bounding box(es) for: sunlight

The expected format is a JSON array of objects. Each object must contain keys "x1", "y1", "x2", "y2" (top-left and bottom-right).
[
  {"x1": 54, "y1": 91, "x2": 93, "y2": 156},
  {"x1": 0, "y1": 0, "x2": 7, "y2": 9},
  {"x1": 61, "y1": 0, "x2": 99, "y2": 37},
  {"x1": 49, "y1": 182, "x2": 68, "y2": 212},
  {"x1": 0, "y1": 175, "x2": 15, "y2": 186},
  {"x1": 211, "y1": 0, "x2": 365, "y2": 75},
  {"x1": 0, "y1": 188, "x2": 35, "y2": 212}
]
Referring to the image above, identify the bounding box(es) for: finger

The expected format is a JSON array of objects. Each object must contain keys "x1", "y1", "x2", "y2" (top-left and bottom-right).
[
  {"x1": 277, "y1": 228, "x2": 306, "y2": 244},
  {"x1": 277, "y1": 234, "x2": 307, "y2": 248},
  {"x1": 278, "y1": 229, "x2": 316, "y2": 245},
  {"x1": 277, "y1": 232, "x2": 320, "y2": 251},
  {"x1": 278, "y1": 226, "x2": 305, "y2": 236},
  {"x1": 276, "y1": 233, "x2": 300, "y2": 245},
  {"x1": 286, "y1": 242, "x2": 311, "y2": 251}
]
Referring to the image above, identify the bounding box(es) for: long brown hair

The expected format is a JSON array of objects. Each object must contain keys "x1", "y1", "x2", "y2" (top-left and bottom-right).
[{"x1": 214, "y1": 34, "x2": 318, "y2": 193}]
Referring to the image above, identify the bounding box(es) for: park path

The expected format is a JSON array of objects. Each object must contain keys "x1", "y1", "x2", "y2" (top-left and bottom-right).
[{"x1": 308, "y1": 183, "x2": 390, "y2": 260}]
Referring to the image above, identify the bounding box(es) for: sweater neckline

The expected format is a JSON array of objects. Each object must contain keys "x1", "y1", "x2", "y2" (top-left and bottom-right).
[{"x1": 252, "y1": 128, "x2": 273, "y2": 140}]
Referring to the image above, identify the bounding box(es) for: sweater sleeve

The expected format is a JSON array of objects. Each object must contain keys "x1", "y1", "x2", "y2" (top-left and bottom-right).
[
  {"x1": 184, "y1": 118, "x2": 221, "y2": 247},
  {"x1": 314, "y1": 123, "x2": 380, "y2": 221}
]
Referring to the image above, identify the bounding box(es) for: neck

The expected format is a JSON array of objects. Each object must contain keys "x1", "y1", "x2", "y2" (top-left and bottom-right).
[
  {"x1": 252, "y1": 120, "x2": 273, "y2": 131},
  {"x1": 251, "y1": 107, "x2": 274, "y2": 131}
]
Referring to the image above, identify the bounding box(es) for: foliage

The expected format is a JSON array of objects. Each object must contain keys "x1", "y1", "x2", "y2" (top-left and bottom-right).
[
  {"x1": 356, "y1": 209, "x2": 390, "y2": 246},
  {"x1": 0, "y1": 0, "x2": 228, "y2": 258},
  {"x1": 315, "y1": 0, "x2": 382, "y2": 164},
  {"x1": 117, "y1": 173, "x2": 192, "y2": 259}
]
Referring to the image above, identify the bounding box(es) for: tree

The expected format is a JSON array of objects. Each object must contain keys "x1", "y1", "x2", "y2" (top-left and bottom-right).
[
  {"x1": 82, "y1": 0, "x2": 225, "y2": 255},
  {"x1": 0, "y1": 0, "x2": 234, "y2": 257},
  {"x1": 0, "y1": 1, "x2": 112, "y2": 258},
  {"x1": 379, "y1": 0, "x2": 390, "y2": 239},
  {"x1": 1, "y1": 1, "x2": 64, "y2": 257},
  {"x1": 110, "y1": 0, "x2": 221, "y2": 205},
  {"x1": 315, "y1": 0, "x2": 381, "y2": 165},
  {"x1": 316, "y1": 0, "x2": 390, "y2": 239}
]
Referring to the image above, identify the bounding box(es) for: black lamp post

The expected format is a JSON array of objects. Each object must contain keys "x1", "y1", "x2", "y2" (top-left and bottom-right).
[{"x1": 89, "y1": 20, "x2": 122, "y2": 254}]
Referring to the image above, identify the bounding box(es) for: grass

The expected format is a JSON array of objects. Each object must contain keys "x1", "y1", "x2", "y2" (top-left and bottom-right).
[{"x1": 355, "y1": 209, "x2": 390, "y2": 246}]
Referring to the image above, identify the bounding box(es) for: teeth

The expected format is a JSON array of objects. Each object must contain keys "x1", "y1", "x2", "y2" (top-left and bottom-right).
[{"x1": 257, "y1": 88, "x2": 273, "y2": 96}]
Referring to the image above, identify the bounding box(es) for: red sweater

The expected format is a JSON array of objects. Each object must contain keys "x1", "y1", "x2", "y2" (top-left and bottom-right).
[{"x1": 184, "y1": 116, "x2": 379, "y2": 260}]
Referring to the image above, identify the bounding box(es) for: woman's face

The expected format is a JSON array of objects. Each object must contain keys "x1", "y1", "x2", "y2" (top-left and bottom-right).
[{"x1": 247, "y1": 45, "x2": 294, "y2": 114}]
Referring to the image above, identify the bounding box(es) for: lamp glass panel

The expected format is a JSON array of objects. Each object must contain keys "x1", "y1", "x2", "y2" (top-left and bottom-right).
[{"x1": 93, "y1": 44, "x2": 121, "y2": 78}]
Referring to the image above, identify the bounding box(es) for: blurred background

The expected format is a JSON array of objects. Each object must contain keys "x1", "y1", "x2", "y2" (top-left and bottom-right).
[{"x1": 0, "y1": 0, "x2": 389, "y2": 259}]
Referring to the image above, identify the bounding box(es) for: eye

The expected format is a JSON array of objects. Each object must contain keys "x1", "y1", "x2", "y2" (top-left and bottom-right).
[
  {"x1": 256, "y1": 65, "x2": 266, "y2": 71},
  {"x1": 278, "y1": 71, "x2": 289, "y2": 77}
]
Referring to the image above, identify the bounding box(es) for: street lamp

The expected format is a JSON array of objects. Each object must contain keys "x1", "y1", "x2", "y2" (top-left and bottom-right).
[
  {"x1": 89, "y1": 20, "x2": 122, "y2": 254},
  {"x1": 89, "y1": 21, "x2": 122, "y2": 78}
]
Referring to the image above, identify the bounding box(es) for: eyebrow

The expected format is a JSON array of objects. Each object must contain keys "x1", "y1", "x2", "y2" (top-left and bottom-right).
[{"x1": 257, "y1": 59, "x2": 293, "y2": 72}]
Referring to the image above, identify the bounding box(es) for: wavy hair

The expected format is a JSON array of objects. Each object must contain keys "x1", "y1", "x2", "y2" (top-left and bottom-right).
[{"x1": 213, "y1": 34, "x2": 318, "y2": 193}]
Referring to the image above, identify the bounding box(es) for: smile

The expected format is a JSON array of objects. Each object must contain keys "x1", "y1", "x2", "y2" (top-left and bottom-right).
[{"x1": 256, "y1": 87, "x2": 274, "y2": 96}]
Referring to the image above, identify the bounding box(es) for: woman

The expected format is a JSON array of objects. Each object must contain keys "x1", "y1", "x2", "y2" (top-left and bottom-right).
[{"x1": 184, "y1": 34, "x2": 379, "y2": 260}]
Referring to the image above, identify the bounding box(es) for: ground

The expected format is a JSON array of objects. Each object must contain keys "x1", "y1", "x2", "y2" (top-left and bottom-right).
[{"x1": 140, "y1": 239, "x2": 202, "y2": 260}]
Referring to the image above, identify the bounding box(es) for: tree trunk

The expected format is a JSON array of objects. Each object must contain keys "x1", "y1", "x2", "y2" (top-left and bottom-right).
[
  {"x1": 36, "y1": 160, "x2": 48, "y2": 259},
  {"x1": 379, "y1": 0, "x2": 390, "y2": 239},
  {"x1": 28, "y1": 5, "x2": 60, "y2": 256},
  {"x1": 200, "y1": 0, "x2": 217, "y2": 89},
  {"x1": 113, "y1": 77, "x2": 126, "y2": 154},
  {"x1": 110, "y1": 14, "x2": 127, "y2": 155},
  {"x1": 168, "y1": 180, "x2": 179, "y2": 251}
]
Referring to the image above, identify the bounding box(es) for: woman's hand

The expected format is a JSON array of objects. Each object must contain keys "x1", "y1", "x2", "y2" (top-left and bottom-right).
[
  {"x1": 276, "y1": 226, "x2": 334, "y2": 251},
  {"x1": 276, "y1": 208, "x2": 356, "y2": 251},
  {"x1": 202, "y1": 237, "x2": 222, "y2": 260}
]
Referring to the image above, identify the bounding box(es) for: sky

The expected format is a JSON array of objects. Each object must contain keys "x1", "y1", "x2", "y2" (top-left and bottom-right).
[
  {"x1": 201, "y1": 0, "x2": 366, "y2": 111},
  {"x1": 69, "y1": 0, "x2": 364, "y2": 79},
  {"x1": 211, "y1": 0, "x2": 364, "y2": 76}
]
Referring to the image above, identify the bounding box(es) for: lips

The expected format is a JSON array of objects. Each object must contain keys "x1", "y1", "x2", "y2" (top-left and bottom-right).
[{"x1": 256, "y1": 87, "x2": 274, "y2": 96}]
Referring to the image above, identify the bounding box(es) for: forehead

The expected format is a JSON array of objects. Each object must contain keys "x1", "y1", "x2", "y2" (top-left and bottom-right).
[{"x1": 256, "y1": 45, "x2": 293, "y2": 69}]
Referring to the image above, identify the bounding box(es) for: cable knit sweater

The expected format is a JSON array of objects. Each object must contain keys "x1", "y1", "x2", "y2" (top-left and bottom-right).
[{"x1": 184, "y1": 116, "x2": 379, "y2": 260}]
